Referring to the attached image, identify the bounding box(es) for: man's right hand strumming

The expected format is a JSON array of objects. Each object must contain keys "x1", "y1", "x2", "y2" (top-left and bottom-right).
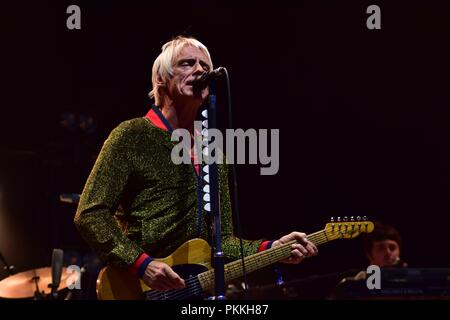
[{"x1": 142, "y1": 261, "x2": 186, "y2": 291}]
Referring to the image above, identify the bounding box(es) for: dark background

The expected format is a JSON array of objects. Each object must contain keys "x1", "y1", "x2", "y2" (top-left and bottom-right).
[{"x1": 1, "y1": 0, "x2": 449, "y2": 298}]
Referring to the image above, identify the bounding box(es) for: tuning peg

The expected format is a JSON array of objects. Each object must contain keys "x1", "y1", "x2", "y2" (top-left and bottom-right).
[
  {"x1": 362, "y1": 216, "x2": 367, "y2": 221},
  {"x1": 357, "y1": 216, "x2": 361, "y2": 221},
  {"x1": 337, "y1": 217, "x2": 341, "y2": 222},
  {"x1": 330, "y1": 217, "x2": 334, "y2": 222},
  {"x1": 350, "y1": 216, "x2": 354, "y2": 221},
  {"x1": 343, "y1": 216, "x2": 348, "y2": 222}
]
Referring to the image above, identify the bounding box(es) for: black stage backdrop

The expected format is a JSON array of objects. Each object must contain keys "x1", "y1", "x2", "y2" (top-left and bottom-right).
[{"x1": 1, "y1": 0, "x2": 449, "y2": 299}]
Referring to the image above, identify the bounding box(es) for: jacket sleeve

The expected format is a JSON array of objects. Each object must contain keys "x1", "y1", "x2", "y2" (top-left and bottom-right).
[{"x1": 74, "y1": 122, "x2": 144, "y2": 268}]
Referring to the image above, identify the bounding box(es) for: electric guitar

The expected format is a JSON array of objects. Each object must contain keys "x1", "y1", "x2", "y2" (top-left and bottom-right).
[{"x1": 96, "y1": 217, "x2": 374, "y2": 300}]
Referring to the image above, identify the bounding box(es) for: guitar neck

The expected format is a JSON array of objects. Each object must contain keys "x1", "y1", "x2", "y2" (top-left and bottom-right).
[{"x1": 197, "y1": 229, "x2": 331, "y2": 291}]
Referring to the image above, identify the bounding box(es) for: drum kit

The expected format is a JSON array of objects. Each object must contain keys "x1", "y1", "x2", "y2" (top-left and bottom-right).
[
  {"x1": 0, "y1": 266, "x2": 79, "y2": 299},
  {"x1": 0, "y1": 193, "x2": 86, "y2": 300}
]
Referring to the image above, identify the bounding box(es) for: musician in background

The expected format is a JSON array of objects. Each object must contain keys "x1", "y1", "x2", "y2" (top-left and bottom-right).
[
  {"x1": 74, "y1": 36, "x2": 317, "y2": 293},
  {"x1": 339, "y1": 221, "x2": 407, "y2": 283},
  {"x1": 363, "y1": 222, "x2": 407, "y2": 269}
]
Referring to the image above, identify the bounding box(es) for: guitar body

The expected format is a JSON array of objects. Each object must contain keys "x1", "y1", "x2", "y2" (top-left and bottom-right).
[{"x1": 96, "y1": 238, "x2": 212, "y2": 300}]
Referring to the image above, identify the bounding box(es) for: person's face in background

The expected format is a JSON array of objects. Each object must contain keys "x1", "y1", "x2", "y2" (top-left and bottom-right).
[{"x1": 367, "y1": 239, "x2": 401, "y2": 267}]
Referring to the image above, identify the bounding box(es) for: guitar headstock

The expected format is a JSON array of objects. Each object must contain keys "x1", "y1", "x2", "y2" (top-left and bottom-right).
[{"x1": 324, "y1": 216, "x2": 374, "y2": 240}]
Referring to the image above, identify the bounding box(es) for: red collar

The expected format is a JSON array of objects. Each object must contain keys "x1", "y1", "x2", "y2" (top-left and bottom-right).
[
  {"x1": 144, "y1": 105, "x2": 200, "y2": 175},
  {"x1": 145, "y1": 105, "x2": 173, "y2": 132}
]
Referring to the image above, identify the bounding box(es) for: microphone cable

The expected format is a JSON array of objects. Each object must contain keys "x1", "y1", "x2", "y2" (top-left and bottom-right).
[{"x1": 222, "y1": 68, "x2": 249, "y2": 299}]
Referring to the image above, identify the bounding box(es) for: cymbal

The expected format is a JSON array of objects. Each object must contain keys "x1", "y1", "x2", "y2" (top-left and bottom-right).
[{"x1": 0, "y1": 266, "x2": 78, "y2": 299}]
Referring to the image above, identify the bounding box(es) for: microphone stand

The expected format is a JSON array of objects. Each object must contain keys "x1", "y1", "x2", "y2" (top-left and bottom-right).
[
  {"x1": 49, "y1": 248, "x2": 64, "y2": 300},
  {"x1": 207, "y1": 79, "x2": 226, "y2": 300},
  {"x1": 33, "y1": 275, "x2": 45, "y2": 300}
]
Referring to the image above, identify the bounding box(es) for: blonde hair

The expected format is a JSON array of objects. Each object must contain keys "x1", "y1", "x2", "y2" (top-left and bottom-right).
[{"x1": 149, "y1": 36, "x2": 213, "y2": 106}]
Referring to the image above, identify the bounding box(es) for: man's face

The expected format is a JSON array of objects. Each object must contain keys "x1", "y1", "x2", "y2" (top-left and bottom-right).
[
  {"x1": 166, "y1": 45, "x2": 211, "y2": 106},
  {"x1": 368, "y1": 239, "x2": 401, "y2": 267}
]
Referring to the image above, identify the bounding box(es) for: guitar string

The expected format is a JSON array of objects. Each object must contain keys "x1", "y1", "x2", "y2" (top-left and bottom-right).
[
  {"x1": 144, "y1": 227, "x2": 368, "y2": 299},
  {"x1": 145, "y1": 232, "x2": 333, "y2": 299},
  {"x1": 147, "y1": 244, "x2": 334, "y2": 299},
  {"x1": 146, "y1": 233, "x2": 337, "y2": 300},
  {"x1": 144, "y1": 233, "x2": 327, "y2": 300},
  {"x1": 186, "y1": 224, "x2": 370, "y2": 298},
  {"x1": 149, "y1": 236, "x2": 323, "y2": 300}
]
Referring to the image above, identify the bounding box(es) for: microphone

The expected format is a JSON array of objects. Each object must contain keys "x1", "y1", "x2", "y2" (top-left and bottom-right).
[
  {"x1": 192, "y1": 67, "x2": 226, "y2": 89},
  {"x1": 59, "y1": 193, "x2": 81, "y2": 204},
  {"x1": 50, "y1": 248, "x2": 64, "y2": 299},
  {"x1": 391, "y1": 257, "x2": 408, "y2": 268}
]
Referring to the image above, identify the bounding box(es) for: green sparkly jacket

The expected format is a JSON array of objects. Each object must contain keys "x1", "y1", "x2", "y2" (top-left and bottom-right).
[{"x1": 74, "y1": 116, "x2": 262, "y2": 268}]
